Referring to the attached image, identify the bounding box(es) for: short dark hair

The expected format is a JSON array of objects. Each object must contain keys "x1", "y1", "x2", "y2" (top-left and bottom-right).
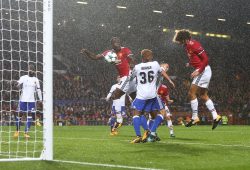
[
  {"x1": 173, "y1": 29, "x2": 191, "y2": 43},
  {"x1": 110, "y1": 37, "x2": 120, "y2": 44}
]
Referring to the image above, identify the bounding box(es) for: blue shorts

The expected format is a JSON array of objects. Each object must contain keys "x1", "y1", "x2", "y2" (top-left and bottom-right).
[
  {"x1": 132, "y1": 97, "x2": 164, "y2": 112},
  {"x1": 18, "y1": 102, "x2": 36, "y2": 112}
]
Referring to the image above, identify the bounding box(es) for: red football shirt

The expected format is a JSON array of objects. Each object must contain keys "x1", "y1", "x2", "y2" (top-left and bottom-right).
[
  {"x1": 185, "y1": 40, "x2": 209, "y2": 73},
  {"x1": 102, "y1": 47, "x2": 132, "y2": 77},
  {"x1": 157, "y1": 84, "x2": 169, "y2": 104}
]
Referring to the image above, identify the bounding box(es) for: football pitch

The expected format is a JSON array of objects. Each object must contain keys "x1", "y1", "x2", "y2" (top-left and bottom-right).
[{"x1": 1, "y1": 125, "x2": 250, "y2": 170}]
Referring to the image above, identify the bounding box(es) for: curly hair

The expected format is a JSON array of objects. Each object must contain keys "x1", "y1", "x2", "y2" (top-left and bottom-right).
[{"x1": 173, "y1": 29, "x2": 191, "y2": 43}]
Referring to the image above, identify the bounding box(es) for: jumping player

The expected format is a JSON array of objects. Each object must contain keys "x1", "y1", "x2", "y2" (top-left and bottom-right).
[
  {"x1": 80, "y1": 37, "x2": 136, "y2": 100},
  {"x1": 173, "y1": 29, "x2": 221, "y2": 129}
]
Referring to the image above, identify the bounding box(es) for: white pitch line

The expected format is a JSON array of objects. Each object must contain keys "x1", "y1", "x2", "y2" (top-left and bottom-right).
[
  {"x1": 53, "y1": 137, "x2": 250, "y2": 148},
  {"x1": 159, "y1": 141, "x2": 250, "y2": 148},
  {"x1": 52, "y1": 159, "x2": 164, "y2": 170}
]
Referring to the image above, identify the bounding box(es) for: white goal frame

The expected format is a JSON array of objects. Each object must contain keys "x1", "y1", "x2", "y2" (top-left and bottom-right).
[{"x1": 0, "y1": 0, "x2": 53, "y2": 162}]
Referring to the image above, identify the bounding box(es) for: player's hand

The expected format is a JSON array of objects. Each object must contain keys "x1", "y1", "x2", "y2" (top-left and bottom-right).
[
  {"x1": 185, "y1": 63, "x2": 190, "y2": 67},
  {"x1": 105, "y1": 97, "x2": 110, "y2": 102},
  {"x1": 168, "y1": 100, "x2": 174, "y2": 104},
  {"x1": 80, "y1": 48, "x2": 88, "y2": 54},
  {"x1": 113, "y1": 59, "x2": 121, "y2": 65},
  {"x1": 191, "y1": 69, "x2": 200, "y2": 78},
  {"x1": 169, "y1": 80, "x2": 175, "y2": 88}
]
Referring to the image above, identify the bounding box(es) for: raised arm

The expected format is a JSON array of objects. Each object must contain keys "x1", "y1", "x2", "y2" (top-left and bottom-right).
[{"x1": 80, "y1": 48, "x2": 103, "y2": 60}]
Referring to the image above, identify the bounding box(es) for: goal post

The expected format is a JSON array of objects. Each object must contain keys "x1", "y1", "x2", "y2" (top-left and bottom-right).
[
  {"x1": 0, "y1": 0, "x2": 53, "y2": 161},
  {"x1": 42, "y1": 0, "x2": 53, "y2": 161}
]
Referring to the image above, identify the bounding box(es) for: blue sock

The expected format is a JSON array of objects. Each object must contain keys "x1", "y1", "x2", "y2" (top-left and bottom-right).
[
  {"x1": 150, "y1": 114, "x2": 164, "y2": 133},
  {"x1": 25, "y1": 117, "x2": 32, "y2": 133},
  {"x1": 148, "y1": 119, "x2": 155, "y2": 130},
  {"x1": 133, "y1": 115, "x2": 141, "y2": 136},
  {"x1": 16, "y1": 116, "x2": 21, "y2": 131},
  {"x1": 140, "y1": 115, "x2": 148, "y2": 131}
]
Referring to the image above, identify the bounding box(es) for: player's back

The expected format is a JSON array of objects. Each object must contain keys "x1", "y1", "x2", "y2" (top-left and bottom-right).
[{"x1": 134, "y1": 61, "x2": 161, "y2": 99}]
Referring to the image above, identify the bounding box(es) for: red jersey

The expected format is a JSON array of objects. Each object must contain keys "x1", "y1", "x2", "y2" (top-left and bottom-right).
[
  {"x1": 102, "y1": 47, "x2": 132, "y2": 77},
  {"x1": 157, "y1": 84, "x2": 169, "y2": 104},
  {"x1": 185, "y1": 40, "x2": 209, "y2": 73}
]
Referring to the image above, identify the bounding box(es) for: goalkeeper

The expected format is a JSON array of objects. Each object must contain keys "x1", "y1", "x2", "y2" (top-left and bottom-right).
[{"x1": 14, "y1": 64, "x2": 42, "y2": 138}]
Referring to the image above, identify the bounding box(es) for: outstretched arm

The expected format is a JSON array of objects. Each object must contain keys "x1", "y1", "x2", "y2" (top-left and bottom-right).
[
  {"x1": 80, "y1": 48, "x2": 103, "y2": 60},
  {"x1": 161, "y1": 71, "x2": 175, "y2": 88}
]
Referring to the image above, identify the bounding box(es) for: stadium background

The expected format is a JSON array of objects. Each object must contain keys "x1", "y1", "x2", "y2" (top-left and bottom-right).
[{"x1": 53, "y1": 0, "x2": 250, "y2": 126}]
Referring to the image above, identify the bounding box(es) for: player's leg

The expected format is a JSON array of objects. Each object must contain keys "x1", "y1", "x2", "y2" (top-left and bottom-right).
[
  {"x1": 111, "y1": 76, "x2": 130, "y2": 100},
  {"x1": 165, "y1": 106, "x2": 175, "y2": 137},
  {"x1": 147, "y1": 113, "x2": 155, "y2": 130},
  {"x1": 109, "y1": 107, "x2": 118, "y2": 135},
  {"x1": 185, "y1": 84, "x2": 200, "y2": 127},
  {"x1": 130, "y1": 98, "x2": 145, "y2": 143},
  {"x1": 14, "y1": 102, "x2": 26, "y2": 137},
  {"x1": 24, "y1": 102, "x2": 36, "y2": 138},
  {"x1": 140, "y1": 112, "x2": 150, "y2": 143},
  {"x1": 200, "y1": 88, "x2": 221, "y2": 130},
  {"x1": 147, "y1": 97, "x2": 165, "y2": 142}
]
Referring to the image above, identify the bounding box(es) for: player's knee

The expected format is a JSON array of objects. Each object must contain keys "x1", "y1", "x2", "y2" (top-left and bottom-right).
[
  {"x1": 116, "y1": 113, "x2": 123, "y2": 123},
  {"x1": 200, "y1": 94, "x2": 209, "y2": 101},
  {"x1": 188, "y1": 91, "x2": 196, "y2": 100}
]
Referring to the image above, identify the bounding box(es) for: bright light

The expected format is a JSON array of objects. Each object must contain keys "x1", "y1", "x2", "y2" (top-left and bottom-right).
[
  {"x1": 163, "y1": 28, "x2": 169, "y2": 32},
  {"x1": 153, "y1": 10, "x2": 163, "y2": 14},
  {"x1": 216, "y1": 34, "x2": 222, "y2": 38},
  {"x1": 191, "y1": 31, "x2": 200, "y2": 35},
  {"x1": 221, "y1": 35, "x2": 229, "y2": 38},
  {"x1": 206, "y1": 33, "x2": 215, "y2": 37},
  {"x1": 116, "y1": 5, "x2": 127, "y2": 9},
  {"x1": 101, "y1": 24, "x2": 105, "y2": 27},
  {"x1": 128, "y1": 25, "x2": 131, "y2": 28},
  {"x1": 186, "y1": 14, "x2": 194, "y2": 17},
  {"x1": 77, "y1": 1, "x2": 88, "y2": 5},
  {"x1": 218, "y1": 18, "x2": 226, "y2": 21},
  {"x1": 247, "y1": 22, "x2": 250, "y2": 25},
  {"x1": 57, "y1": 23, "x2": 61, "y2": 26}
]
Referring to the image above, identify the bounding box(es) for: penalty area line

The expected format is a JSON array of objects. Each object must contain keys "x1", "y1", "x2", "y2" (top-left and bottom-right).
[{"x1": 52, "y1": 159, "x2": 164, "y2": 170}]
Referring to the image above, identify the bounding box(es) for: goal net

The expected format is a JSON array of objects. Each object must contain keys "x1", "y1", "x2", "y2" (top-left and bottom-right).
[{"x1": 0, "y1": 0, "x2": 52, "y2": 161}]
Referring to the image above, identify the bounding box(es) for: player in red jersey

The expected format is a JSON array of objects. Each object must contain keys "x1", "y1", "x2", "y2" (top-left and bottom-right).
[
  {"x1": 157, "y1": 84, "x2": 175, "y2": 137},
  {"x1": 80, "y1": 37, "x2": 136, "y2": 100},
  {"x1": 173, "y1": 29, "x2": 221, "y2": 130}
]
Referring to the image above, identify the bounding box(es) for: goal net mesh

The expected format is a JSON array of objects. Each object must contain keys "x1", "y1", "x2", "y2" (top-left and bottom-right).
[{"x1": 0, "y1": 0, "x2": 44, "y2": 159}]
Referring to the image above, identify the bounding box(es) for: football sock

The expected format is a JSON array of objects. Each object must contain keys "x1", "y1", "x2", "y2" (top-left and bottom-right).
[
  {"x1": 205, "y1": 99, "x2": 218, "y2": 120},
  {"x1": 191, "y1": 98, "x2": 198, "y2": 119},
  {"x1": 15, "y1": 116, "x2": 21, "y2": 131},
  {"x1": 150, "y1": 114, "x2": 163, "y2": 133},
  {"x1": 140, "y1": 115, "x2": 148, "y2": 131},
  {"x1": 148, "y1": 119, "x2": 155, "y2": 130},
  {"x1": 25, "y1": 116, "x2": 32, "y2": 133},
  {"x1": 133, "y1": 115, "x2": 141, "y2": 136}
]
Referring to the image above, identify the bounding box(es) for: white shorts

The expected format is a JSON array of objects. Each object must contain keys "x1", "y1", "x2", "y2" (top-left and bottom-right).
[
  {"x1": 192, "y1": 65, "x2": 212, "y2": 88},
  {"x1": 118, "y1": 75, "x2": 137, "y2": 94}
]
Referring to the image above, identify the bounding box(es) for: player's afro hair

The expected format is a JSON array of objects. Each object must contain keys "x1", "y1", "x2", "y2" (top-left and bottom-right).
[{"x1": 173, "y1": 29, "x2": 191, "y2": 43}]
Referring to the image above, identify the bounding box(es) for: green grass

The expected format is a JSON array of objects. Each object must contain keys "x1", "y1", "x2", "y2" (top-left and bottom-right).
[{"x1": 1, "y1": 125, "x2": 250, "y2": 170}]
